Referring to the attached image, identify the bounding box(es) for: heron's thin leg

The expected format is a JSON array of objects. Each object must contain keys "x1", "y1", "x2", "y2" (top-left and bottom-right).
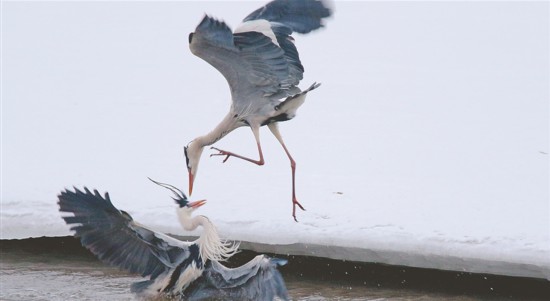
[
  {"x1": 210, "y1": 125, "x2": 265, "y2": 166},
  {"x1": 268, "y1": 123, "x2": 305, "y2": 221}
]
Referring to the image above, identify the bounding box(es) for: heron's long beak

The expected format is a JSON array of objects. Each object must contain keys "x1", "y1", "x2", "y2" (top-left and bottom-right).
[
  {"x1": 188, "y1": 199, "x2": 206, "y2": 208},
  {"x1": 188, "y1": 170, "x2": 194, "y2": 196}
]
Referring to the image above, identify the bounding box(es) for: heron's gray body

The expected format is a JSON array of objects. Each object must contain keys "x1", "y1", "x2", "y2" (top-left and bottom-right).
[{"x1": 58, "y1": 188, "x2": 289, "y2": 300}]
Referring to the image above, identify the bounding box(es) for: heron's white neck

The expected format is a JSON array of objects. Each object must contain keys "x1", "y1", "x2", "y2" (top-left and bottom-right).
[
  {"x1": 193, "y1": 112, "x2": 239, "y2": 148},
  {"x1": 177, "y1": 208, "x2": 239, "y2": 263}
]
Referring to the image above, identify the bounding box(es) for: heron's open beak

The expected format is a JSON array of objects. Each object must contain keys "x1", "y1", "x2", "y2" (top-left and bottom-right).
[
  {"x1": 188, "y1": 199, "x2": 206, "y2": 208},
  {"x1": 188, "y1": 170, "x2": 194, "y2": 196}
]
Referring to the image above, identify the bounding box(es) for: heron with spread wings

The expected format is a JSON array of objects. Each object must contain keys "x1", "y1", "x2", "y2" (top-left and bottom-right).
[
  {"x1": 58, "y1": 181, "x2": 289, "y2": 300},
  {"x1": 184, "y1": 0, "x2": 332, "y2": 221}
]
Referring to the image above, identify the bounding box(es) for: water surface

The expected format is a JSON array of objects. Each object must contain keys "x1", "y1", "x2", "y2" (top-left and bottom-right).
[{"x1": 1, "y1": 238, "x2": 547, "y2": 300}]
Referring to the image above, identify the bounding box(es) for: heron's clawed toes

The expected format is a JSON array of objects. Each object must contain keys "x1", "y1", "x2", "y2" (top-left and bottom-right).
[
  {"x1": 295, "y1": 200, "x2": 305, "y2": 211},
  {"x1": 210, "y1": 147, "x2": 231, "y2": 163},
  {"x1": 292, "y1": 198, "x2": 306, "y2": 222}
]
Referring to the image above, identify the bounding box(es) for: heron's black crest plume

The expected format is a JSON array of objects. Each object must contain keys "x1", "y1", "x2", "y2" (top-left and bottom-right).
[{"x1": 148, "y1": 177, "x2": 188, "y2": 207}]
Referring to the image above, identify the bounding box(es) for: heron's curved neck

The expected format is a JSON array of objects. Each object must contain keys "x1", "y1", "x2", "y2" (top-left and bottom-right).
[
  {"x1": 195, "y1": 112, "x2": 238, "y2": 148},
  {"x1": 177, "y1": 210, "x2": 239, "y2": 263},
  {"x1": 179, "y1": 214, "x2": 211, "y2": 232}
]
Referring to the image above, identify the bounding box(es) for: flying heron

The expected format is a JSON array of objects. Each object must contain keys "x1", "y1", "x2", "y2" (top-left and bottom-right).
[
  {"x1": 184, "y1": 0, "x2": 332, "y2": 221},
  {"x1": 57, "y1": 181, "x2": 289, "y2": 300}
]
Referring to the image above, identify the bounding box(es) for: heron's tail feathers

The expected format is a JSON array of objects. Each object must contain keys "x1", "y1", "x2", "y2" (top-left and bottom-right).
[
  {"x1": 304, "y1": 81, "x2": 321, "y2": 92},
  {"x1": 275, "y1": 82, "x2": 320, "y2": 113}
]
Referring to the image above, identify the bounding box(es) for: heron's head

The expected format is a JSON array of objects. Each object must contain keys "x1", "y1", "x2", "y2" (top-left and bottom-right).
[
  {"x1": 184, "y1": 140, "x2": 204, "y2": 196},
  {"x1": 148, "y1": 178, "x2": 206, "y2": 214}
]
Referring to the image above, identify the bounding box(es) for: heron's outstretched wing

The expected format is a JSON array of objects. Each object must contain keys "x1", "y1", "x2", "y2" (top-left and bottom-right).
[
  {"x1": 243, "y1": 0, "x2": 331, "y2": 89},
  {"x1": 243, "y1": 0, "x2": 332, "y2": 34},
  {"x1": 58, "y1": 188, "x2": 191, "y2": 279},
  {"x1": 190, "y1": 0, "x2": 332, "y2": 106},
  {"x1": 190, "y1": 16, "x2": 291, "y2": 100},
  {"x1": 183, "y1": 255, "x2": 289, "y2": 301}
]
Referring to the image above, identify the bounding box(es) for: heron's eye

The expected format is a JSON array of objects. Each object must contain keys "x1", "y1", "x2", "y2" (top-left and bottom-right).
[
  {"x1": 177, "y1": 198, "x2": 189, "y2": 208},
  {"x1": 184, "y1": 147, "x2": 190, "y2": 167}
]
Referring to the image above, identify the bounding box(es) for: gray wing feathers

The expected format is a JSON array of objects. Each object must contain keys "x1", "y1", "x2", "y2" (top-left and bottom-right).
[
  {"x1": 193, "y1": 15, "x2": 235, "y2": 51},
  {"x1": 190, "y1": 15, "x2": 291, "y2": 98},
  {"x1": 189, "y1": 16, "x2": 240, "y2": 87},
  {"x1": 58, "y1": 188, "x2": 189, "y2": 279},
  {"x1": 184, "y1": 255, "x2": 289, "y2": 301},
  {"x1": 190, "y1": 1, "x2": 331, "y2": 101},
  {"x1": 234, "y1": 31, "x2": 291, "y2": 94},
  {"x1": 243, "y1": 0, "x2": 332, "y2": 34},
  {"x1": 271, "y1": 23, "x2": 304, "y2": 86}
]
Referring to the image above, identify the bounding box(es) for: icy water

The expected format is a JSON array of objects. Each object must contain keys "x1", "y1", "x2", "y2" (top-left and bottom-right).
[{"x1": 1, "y1": 238, "x2": 548, "y2": 301}]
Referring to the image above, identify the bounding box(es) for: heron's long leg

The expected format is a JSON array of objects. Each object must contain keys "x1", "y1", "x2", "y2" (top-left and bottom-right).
[
  {"x1": 268, "y1": 123, "x2": 305, "y2": 221},
  {"x1": 210, "y1": 125, "x2": 265, "y2": 166}
]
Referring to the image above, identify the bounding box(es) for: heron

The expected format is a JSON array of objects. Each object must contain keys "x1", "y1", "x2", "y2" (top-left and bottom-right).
[
  {"x1": 57, "y1": 180, "x2": 289, "y2": 301},
  {"x1": 184, "y1": 0, "x2": 332, "y2": 221}
]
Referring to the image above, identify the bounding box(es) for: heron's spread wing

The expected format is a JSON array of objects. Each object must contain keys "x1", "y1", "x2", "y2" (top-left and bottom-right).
[
  {"x1": 183, "y1": 255, "x2": 289, "y2": 301},
  {"x1": 189, "y1": 0, "x2": 331, "y2": 103},
  {"x1": 190, "y1": 16, "x2": 291, "y2": 99},
  {"x1": 241, "y1": 0, "x2": 331, "y2": 79},
  {"x1": 243, "y1": 0, "x2": 331, "y2": 34},
  {"x1": 58, "y1": 188, "x2": 191, "y2": 279}
]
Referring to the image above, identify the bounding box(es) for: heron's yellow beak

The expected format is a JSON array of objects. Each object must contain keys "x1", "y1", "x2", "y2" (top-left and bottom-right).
[{"x1": 188, "y1": 199, "x2": 206, "y2": 209}]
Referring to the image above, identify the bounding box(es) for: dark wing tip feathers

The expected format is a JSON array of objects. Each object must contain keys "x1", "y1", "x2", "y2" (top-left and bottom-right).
[
  {"x1": 192, "y1": 14, "x2": 235, "y2": 51},
  {"x1": 58, "y1": 186, "x2": 108, "y2": 200},
  {"x1": 57, "y1": 186, "x2": 179, "y2": 278},
  {"x1": 57, "y1": 187, "x2": 129, "y2": 231},
  {"x1": 243, "y1": 0, "x2": 333, "y2": 34},
  {"x1": 197, "y1": 14, "x2": 224, "y2": 31},
  {"x1": 58, "y1": 187, "x2": 116, "y2": 213}
]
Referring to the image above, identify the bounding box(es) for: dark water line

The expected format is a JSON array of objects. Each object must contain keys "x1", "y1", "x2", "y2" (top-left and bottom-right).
[{"x1": 1, "y1": 237, "x2": 548, "y2": 300}]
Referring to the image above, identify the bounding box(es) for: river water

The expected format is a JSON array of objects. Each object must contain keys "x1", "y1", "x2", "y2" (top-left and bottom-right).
[{"x1": 1, "y1": 238, "x2": 547, "y2": 301}]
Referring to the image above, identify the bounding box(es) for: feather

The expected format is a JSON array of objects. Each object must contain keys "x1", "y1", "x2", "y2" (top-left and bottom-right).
[
  {"x1": 184, "y1": 255, "x2": 289, "y2": 301},
  {"x1": 58, "y1": 188, "x2": 192, "y2": 279},
  {"x1": 243, "y1": 0, "x2": 332, "y2": 34}
]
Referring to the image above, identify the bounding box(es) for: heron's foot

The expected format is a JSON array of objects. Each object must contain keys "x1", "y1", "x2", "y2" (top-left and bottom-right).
[
  {"x1": 292, "y1": 197, "x2": 306, "y2": 222},
  {"x1": 210, "y1": 147, "x2": 265, "y2": 166},
  {"x1": 210, "y1": 147, "x2": 231, "y2": 163}
]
